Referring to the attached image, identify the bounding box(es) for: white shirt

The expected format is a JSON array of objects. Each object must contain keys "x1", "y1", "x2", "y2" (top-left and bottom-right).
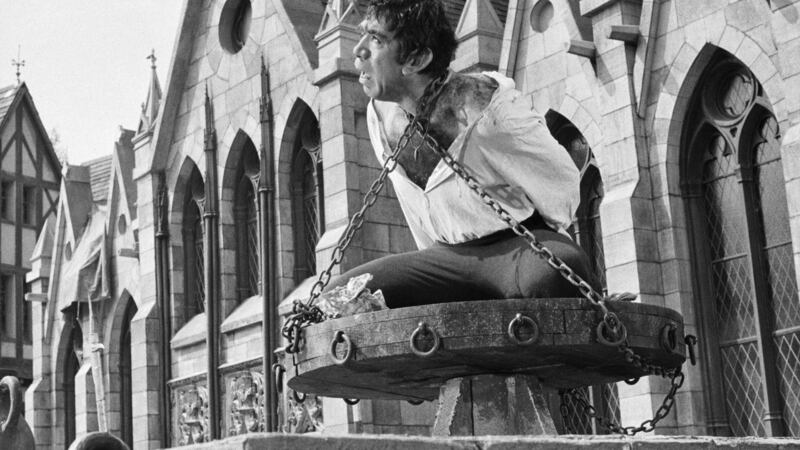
[{"x1": 366, "y1": 72, "x2": 580, "y2": 249}]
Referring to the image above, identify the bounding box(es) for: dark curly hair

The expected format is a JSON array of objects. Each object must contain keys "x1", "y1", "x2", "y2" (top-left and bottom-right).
[{"x1": 367, "y1": 0, "x2": 458, "y2": 77}]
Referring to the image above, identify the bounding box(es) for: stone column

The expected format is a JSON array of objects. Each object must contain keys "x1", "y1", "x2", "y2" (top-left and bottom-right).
[
  {"x1": 581, "y1": 0, "x2": 675, "y2": 433},
  {"x1": 132, "y1": 136, "x2": 168, "y2": 449},
  {"x1": 25, "y1": 226, "x2": 53, "y2": 449},
  {"x1": 74, "y1": 362, "x2": 98, "y2": 438}
]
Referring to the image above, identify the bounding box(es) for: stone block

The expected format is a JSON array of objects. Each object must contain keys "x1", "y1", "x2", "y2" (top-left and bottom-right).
[
  {"x1": 372, "y1": 399, "x2": 403, "y2": 426},
  {"x1": 604, "y1": 106, "x2": 635, "y2": 144},
  {"x1": 674, "y1": 0, "x2": 727, "y2": 28},
  {"x1": 605, "y1": 260, "x2": 642, "y2": 293},
  {"x1": 660, "y1": 258, "x2": 683, "y2": 294},
  {"x1": 602, "y1": 229, "x2": 638, "y2": 268},
  {"x1": 362, "y1": 223, "x2": 390, "y2": 252},
  {"x1": 734, "y1": 34, "x2": 763, "y2": 67},
  {"x1": 389, "y1": 225, "x2": 415, "y2": 254},
  {"x1": 786, "y1": 178, "x2": 800, "y2": 218}
]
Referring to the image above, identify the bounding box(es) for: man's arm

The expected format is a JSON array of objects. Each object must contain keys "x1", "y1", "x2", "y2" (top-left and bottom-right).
[{"x1": 476, "y1": 90, "x2": 580, "y2": 232}]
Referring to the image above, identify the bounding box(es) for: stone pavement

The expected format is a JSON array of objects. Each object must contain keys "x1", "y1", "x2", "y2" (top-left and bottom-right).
[{"x1": 176, "y1": 433, "x2": 800, "y2": 449}]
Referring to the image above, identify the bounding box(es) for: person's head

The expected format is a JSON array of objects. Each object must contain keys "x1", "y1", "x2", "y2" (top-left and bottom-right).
[
  {"x1": 353, "y1": 0, "x2": 457, "y2": 103},
  {"x1": 366, "y1": 0, "x2": 457, "y2": 77}
]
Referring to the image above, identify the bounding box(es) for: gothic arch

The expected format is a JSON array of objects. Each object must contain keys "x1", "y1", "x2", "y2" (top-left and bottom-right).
[
  {"x1": 106, "y1": 291, "x2": 137, "y2": 447},
  {"x1": 169, "y1": 157, "x2": 206, "y2": 333},
  {"x1": 545, "y1": 109, "x2": 618, "y2": 434},
  {"x1": 277, "y1": 100, "x2": 323, "y2": 285},
  {"x1": 52, "y1": 311, "x2": 82, "y2": 448},
  {"x1": 677, "y1": 48, "x2": 799, "y2": 437},
  {"x1": 221, "y1": 130, "x2": 261, "y2": 308}
]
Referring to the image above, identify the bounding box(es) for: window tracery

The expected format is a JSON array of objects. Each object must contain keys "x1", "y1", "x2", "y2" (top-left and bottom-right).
[
  {"x1": 683, "y1": 53, "x2": 799, "y2": 436},
  {"x1": 291, "y1": 119, "x2": 323, "y2": 283}
]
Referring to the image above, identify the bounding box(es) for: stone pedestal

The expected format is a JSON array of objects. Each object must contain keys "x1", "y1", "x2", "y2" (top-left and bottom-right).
[{"x1": 432, "y1": 374, "x2": 557, "y2": 436}]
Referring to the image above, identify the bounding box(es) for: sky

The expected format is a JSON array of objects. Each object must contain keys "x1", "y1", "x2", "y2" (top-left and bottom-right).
[{"x1": 0, "y1": 1, "x2": 184, "y2": 164}]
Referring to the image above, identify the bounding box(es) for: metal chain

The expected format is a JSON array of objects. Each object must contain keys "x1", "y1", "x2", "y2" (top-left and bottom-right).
[
  {"x1": 411, "y1": 120, "x2": 685, "y2": 434},
  {"x1": 562, "y1": 370, "x2": 685, "y2": 435},
  {"x1": 281, "y1": 74, "x2": 449, "y2": 353},
  {"x1": 279, "y1": 71, "x2": 686, "y2": 434}
]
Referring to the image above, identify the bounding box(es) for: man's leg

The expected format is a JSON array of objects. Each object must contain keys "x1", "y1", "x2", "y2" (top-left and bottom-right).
[
  {"x1": 325, "y1": 246, "x2": 501, "y2": 308},
  {"x1": 325, "y1": 230, "x2": 596, "y2": 308}
]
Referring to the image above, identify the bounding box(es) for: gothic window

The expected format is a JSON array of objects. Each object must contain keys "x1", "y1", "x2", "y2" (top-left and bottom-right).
[
  {"x1": 291, "y1": 121, "x2": 323, "y2": 283},
  {"x1": 119, "y1": 300, "x2": 137, "y2": 448},
  {"x1": 546, "y1": 111, "x2": 618, "y2": 433},
  {"x1": 183, "y1": 188, "x2": 205, "y2": 323},
  {"x1": 235, "y1": 176, "x2": 259, "y2": 302},
  {"x1": 545, "y1": 111, "x2": 607, "y2": 292},
  {"x1": 683, "y1": 53, "x2": 799, "y2": 437}
]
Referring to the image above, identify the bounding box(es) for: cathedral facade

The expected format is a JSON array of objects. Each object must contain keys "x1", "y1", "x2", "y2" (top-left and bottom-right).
[{"x1": 26, "y1": 0, "x2": 800, "y2": 448}]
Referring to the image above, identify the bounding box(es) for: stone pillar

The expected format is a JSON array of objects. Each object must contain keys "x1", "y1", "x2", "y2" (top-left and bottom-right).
[
  {"x1": 74, "y1": 363, "x2": 98, "y2": 438},
  {"x1": 581, "y1": 0, "x2": 675, "y2": 433},
  {"x1": 133, "y1": 133, "x2": 167, "y2": 448},
  {"x1": 25, "y1": 228, "x2": 53, "y2": 449}
]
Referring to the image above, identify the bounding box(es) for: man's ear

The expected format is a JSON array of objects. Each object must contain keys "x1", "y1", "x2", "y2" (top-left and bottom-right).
[{"x1": 401, "y1": 48, "x2": 433, "y2": 76}]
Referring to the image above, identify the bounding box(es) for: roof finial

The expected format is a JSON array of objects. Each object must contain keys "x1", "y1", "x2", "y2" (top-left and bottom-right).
[
  {"x1": 146, "y1": 48, "x2": 157, "y2": 70},
  {"x1": 11, "y1": 45, "x2": 25, "y2": 85}
]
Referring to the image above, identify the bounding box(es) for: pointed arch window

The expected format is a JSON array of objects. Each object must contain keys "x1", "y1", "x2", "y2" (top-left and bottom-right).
[
  {"x1": 183, "y1": 171, "x2": 205, "y2": 322},
  {"x1": 235, "y1": 176, "x2": 259, "y2": 301},
  {"x1": 546, "y1": 111, "x2": 618, "y2": 433},
  {"x1": 291, "y1": 120, "x2": 324, "y2": 283},
  {"x1": 683, "y1": 53, "x2": 799, "y2": 437}
]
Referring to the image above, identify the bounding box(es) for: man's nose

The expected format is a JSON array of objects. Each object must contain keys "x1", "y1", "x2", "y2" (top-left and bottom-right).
[{"x1": 353, "y1": 35, "x2": 370, "y2": 60}]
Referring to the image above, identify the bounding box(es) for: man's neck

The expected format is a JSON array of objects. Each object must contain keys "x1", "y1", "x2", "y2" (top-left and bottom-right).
[{"x1": 398, "y1": 73, "x2": 435, "y2": 116}]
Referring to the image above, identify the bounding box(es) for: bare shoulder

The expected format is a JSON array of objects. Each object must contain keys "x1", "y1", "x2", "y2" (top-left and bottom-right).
[
  {"x1": 429, "y1": 73, "x2": 499, "y2": 144},
  {"x1": 444, "y1": 73, "x2": 499, "y2": 110}
]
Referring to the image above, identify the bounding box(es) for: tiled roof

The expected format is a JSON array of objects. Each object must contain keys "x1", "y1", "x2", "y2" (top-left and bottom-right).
[
  {"x1": 0, "y1": 84, "x2": 19, "y2": 127},
  {"x1": 82, "y1": 155, "x2": 113, "y2": 203}
]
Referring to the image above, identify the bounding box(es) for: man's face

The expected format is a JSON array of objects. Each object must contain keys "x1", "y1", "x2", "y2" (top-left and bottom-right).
[{"x1": 353, "y1": 17, "x2": 407, "y2": 102}]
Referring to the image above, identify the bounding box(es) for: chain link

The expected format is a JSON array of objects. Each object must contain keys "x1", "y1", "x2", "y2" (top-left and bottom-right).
[
  {"x1": 281, "y1": 74, "x2": 449, "y2": 354},
  {"x1": 279, "y1": 74, "x2": 686, "y2": 435},
  {"x1": 562, "y1": 370, "x2": 685, "y2": 435},
  {"x1": 412, "y1": 120, "x2": 685, "y2": 434}
]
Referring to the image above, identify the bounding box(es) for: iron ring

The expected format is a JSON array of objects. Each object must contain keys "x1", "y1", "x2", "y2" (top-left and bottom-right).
[
  {"x1": 292, "y1": 390, "x2": 306, "y2": 404},
  {"x1": 343, "y1": 398, "x2": 360, "y2": 405},
  {"x1": 596, "y1": 320, "x2": 627, "y2": 346},
  {"x1": 329, "y1": 330, "x2": 354, "y2": 366},
  {"x1": 272, "y1": 363, "x2": 285, "y2": 394},
  {"x1": 660, "y1": 323, "x2": 678, "y2": 353},
  {"x1": 409, "y1": 322, "x2": 440, "y2": 358},
  {"x1": 507, "y1": 313, "x2": 539, "y2": 346}
]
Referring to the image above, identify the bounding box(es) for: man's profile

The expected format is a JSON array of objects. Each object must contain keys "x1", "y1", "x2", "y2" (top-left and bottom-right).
[{"x1": 325, "y1": 0, "x2": 595, "y2": 308}]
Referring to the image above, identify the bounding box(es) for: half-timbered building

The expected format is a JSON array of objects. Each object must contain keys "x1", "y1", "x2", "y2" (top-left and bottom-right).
[{"x1": 0, "y1": 82, "x2": 60, "y2": 385}]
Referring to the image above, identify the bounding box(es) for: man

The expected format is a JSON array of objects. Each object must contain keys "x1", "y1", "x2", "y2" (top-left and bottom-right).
[{"x1": 326, "y1": 0, "x2": 594, "y2": 308}]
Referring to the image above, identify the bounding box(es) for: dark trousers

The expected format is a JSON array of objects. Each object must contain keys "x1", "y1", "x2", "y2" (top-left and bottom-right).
[{"x1": 326, "y1": 219, "x2": 596, "y2": 309}]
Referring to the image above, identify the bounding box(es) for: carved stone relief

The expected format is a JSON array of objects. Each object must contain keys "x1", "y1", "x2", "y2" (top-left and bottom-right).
[
  {"x1": 284, "y1": 393, "x2": 323, "y2": 434},
  {"x1": 172, "y1": 383, "x2": 209, "y2": 446},
  {"x1": 225, "y1": 369, "x2": 265, "y2": 436}
]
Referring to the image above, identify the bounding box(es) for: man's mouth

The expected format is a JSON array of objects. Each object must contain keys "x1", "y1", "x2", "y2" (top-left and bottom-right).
[{"x1": 359, "y1": 72, "x2": 370, "y2": 84}]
